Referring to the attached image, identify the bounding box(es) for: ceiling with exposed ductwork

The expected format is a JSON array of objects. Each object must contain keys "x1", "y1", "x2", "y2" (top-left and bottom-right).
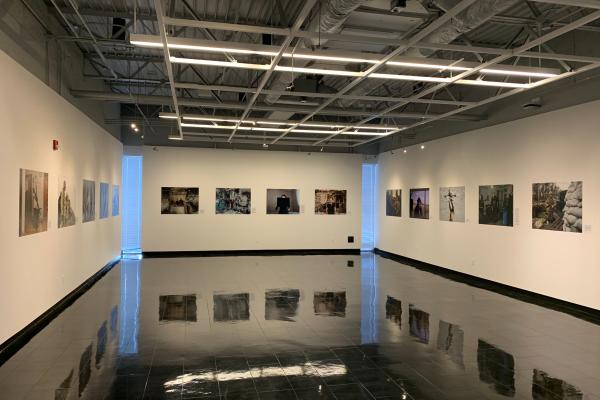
[{"x1": 7, "y1": 0, "x2": 600, "y2": 153}]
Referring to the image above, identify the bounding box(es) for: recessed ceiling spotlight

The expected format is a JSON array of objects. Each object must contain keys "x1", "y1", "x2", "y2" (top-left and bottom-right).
[
  {"x1": 403, "y1": 149, "x2": 407, "y2": 153},
  {"x1": 420, "y1": 145, "x2": 425, "y2": 150},
  {"x1": 134, "y1": 127, "x2": 140, "y2": 132},
  {"x1": 130, "y1": 123, "x2": 137, "y2": 129}
]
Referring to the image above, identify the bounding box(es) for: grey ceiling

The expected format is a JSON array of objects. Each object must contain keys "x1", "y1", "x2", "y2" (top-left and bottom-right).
[{"x1": 8, "y1": 0, "x2": 600, "y2": 153}]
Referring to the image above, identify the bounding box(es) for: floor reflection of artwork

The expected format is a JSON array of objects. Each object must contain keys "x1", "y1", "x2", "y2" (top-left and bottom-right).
[
  {"x1": 161, "y1": 187, "x2": 199, "y2": 214},
  {"x1": 439, "y1": 186, "x2": 465, "y2": 222},
  {"x1": 112, "y1": 185, "x2": 119, "y2": 217},
  {"x1": 385, "y1": 296, "x2": 402, "y2": 326},
  {"x1": 55, "y1": 369, "x2": 74, "y2": 400},
  {"x1": 314, "y1": 190, "x2": 347, "y2": 215},
  {"x1": 313, "y1": 291, "x2": 347, "y2": 317},
  {"x1": 265, "y1": 289, "x2": 300, "y2": 321},
  {"x1": 100, "y1": 182, "x2": 109, "y2": 219},
  {"x1": 532, "y1": 369, "x2": 583, "y2": 399},
  {"x1": 82, "y1": 180, "x2": 96, "y2": 223},
  {"x1": 95, "y1": 321, "x2": 107, "y2": 368},
  {"x1": 409, "y1": 188, "x2": 429, "y2": 219},
  {"x1": 479, "y1": 185, "x2": 513, "y2": 226},
  {"x1": 385, "y1": 189, "x2": 402, "y2": 217},
  {"x1": 478, "y1": 339, "x2": 515, "y2": 397},
  {"x1": 58, "y1": 177, "x2": 76, "y2": 228},
  {"x1": 110, "y1": 306, "x2": 118, "y2": 338},
  {"x1": 437, "y1": 320, "x2": 464, "y2": 368},
  {"x1": 159, "y1": 295, "x2": 197, "y2": 322},
  {"x1": 409, "y1": 305, "x2": 429, "y2": 343},
  {"x1": 216, "y1": 188, "x2": 251, "y2": 214},
  {"x1": 78, "y1": 344, "x2": 92, "y2": 397},
  {"x1": 214, "y1": 293, "x2": 250, "y2": 322},
  {"x1": 532, "y1": 182, "x2": 582, "y2": 232},
  {"x1": 19, "y1": 169, "x2": 48, "y2": 236},
  {"x1": 266, "y1": 189, "x2": 300, "y2": 214}
]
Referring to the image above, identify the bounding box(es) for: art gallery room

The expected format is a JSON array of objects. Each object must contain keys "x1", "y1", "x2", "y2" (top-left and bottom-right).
[{"x1": 3, "y1": 0, "x2": 600, "y2": 399}]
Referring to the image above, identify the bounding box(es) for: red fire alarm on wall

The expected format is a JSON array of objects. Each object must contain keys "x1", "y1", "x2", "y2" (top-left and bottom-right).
[{"x1": 53, "y1": 140, "x2": 59, "y2": 151}]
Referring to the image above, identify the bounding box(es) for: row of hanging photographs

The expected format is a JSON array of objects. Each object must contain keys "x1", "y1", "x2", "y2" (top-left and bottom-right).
[
  {"x1": 19, "y1": 168, "x2": 119, "y2": 237},
  {"x1": 162, "y1": 187, "x2": 348, "y2": 215},
  {"x1": 386, "y1": 181, "x2": 583, "y2": 232}
]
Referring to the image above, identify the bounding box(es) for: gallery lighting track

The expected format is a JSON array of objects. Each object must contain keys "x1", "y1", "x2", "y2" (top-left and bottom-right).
[
  {"x1": 159, "y1": 113, "x2": 402, "y2": 133},
  {"x1": 168, "y1": 56, "x2": 532, "y2": 88},
  {"x1": 130, "y1": 34, "x2": 559, "y2": 80}
]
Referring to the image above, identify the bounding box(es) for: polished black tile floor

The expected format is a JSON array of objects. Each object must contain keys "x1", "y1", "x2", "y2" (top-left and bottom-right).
[{"x1": 1, "y1": 254, "x2": 599, "y2": 399}]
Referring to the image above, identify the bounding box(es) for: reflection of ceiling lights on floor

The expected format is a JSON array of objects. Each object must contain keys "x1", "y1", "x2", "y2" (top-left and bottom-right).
[{"x1": 164, "y1": 362, "x2": 348, "y2": 390}]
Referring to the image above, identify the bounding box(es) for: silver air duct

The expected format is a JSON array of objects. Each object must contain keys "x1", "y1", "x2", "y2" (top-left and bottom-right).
[{"x1": 264, "y1": 0, "x2": 371, "y2": 106}]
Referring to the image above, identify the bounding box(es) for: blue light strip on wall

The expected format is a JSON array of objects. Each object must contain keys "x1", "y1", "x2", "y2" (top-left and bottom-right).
[
  {"x1": 361, "y1": 163, "x2": 378, "y2": 251},
  {"x1": 121, "y1": 155, "x2": 142, "y2": 254}
]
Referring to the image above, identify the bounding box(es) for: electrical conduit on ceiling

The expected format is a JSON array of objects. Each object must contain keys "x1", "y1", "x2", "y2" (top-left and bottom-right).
[{"x1": 264, "y1": 0, "x2": 373, "y2": 122}]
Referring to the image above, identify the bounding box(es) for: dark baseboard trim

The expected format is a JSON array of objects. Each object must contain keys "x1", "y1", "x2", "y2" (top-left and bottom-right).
[
  {"x1": 143, "y1": 249, "x2": 361, "y2": 258},
  {"x1": 374, "y1": 248, "x2": 600, "y2": 325},
  {"x1": 0, "y1": 257, "x2": 121, "y2": 367}
]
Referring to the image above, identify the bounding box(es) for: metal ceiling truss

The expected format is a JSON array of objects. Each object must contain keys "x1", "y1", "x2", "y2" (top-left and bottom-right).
[
  {"x1": 45, "y1": 0, "x2": 600, "y2": 149},
  {"x1": 144, "y1": 0, "x2": 600, "y2": 148}
]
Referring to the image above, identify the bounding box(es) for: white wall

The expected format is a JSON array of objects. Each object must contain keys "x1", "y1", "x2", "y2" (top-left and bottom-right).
[
  {"x1": 142, "y1": 147, "x2": 362, "y2": 251},
  {"x1": 0, "y1": 50, "x2": 122, "y2": 344},
  {"x1": 377, "y1": 100, "x2": 600, "y2": 310}
]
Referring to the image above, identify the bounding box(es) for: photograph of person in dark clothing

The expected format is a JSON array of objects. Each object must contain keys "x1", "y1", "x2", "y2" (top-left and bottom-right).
[
  {"x1": 409, "y1": 188, "x2": 430, "y2": 219},
  {"x1": 266, "y1": 189, "x2": 299, "y2": 214},
  {"x1": 479, "y1": 184, "x2": 513, "y2": 226}
]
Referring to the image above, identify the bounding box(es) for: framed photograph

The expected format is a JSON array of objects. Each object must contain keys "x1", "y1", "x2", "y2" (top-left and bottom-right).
[
  {"x1": 315, "y1": 190, "x2": 347, "y2": 215},
  {"x1": 99, "y1": 182, "x2": 109, "y2": 219},
  {"x1": 532, "y1": 181, "x2": 582, "y2": 232},
  {"x1": 385, "y1": 189, "x2": 402, "y2": 217},
  {"x1": 19, "y1": 169, "x2": 48, "y2": 236},
  {"x1": 267, "y1": 189, "x2": 299, "y2": 214},
  {"x1": 82, "y1": 180, "x2": 96, "y2": 223},
  {"x1": 439, "y1": 186, "x2": 465, "y2": 222},
  {"x1": 58, "y1": 176, "x2": 76, "y2": 228},
  {"x1": 216, "y1": 188, "x2": 251, "y2": 214},
  {"x1": 409, "y1": 188, "x2": 429, "y2": 219},
  {"x1": 112, "y1": 185, "x2": 119, "y2": 217},
  {"x1": 479, "y1": 185, "x2": 513, "y2": 226},
  {"x1": 161, "y1": 187, "x2": 199, "y2": 214}
]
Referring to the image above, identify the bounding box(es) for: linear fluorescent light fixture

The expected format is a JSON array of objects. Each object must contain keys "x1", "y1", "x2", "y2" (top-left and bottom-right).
[
  {"x1": 457, "y1": 79, "x2": 530, "y2": 88},
  {"x1": 479, "y1": 68, "x2": 557, "y2": 78},
  {"x1": 370, "y1": 73, "x2": 449, "y2": 83},
  {"x1": 386, "y1": 61, "x2": 470, "y2": 72},
  {"x1": 160, "y1": 113, "x2": 402, "y2": 131},
  {"x1": 343, "y1": 131, "x2": 394, "y2": 136},
  {"x1": 179, "y1": 122, "x2": 395, "y2": 136},
  {"x1": 168, "y1": 135, "x2": 183, "y2": 140},
  {"x1": 169, "y1": 57, "x2": 533, "y2": 88},
  {"x1": 132, "y1": 34, "x2": 558, "y2": 79},
  {"x1": 181, "y1": 122, "x2": 345, "y2": 135}
]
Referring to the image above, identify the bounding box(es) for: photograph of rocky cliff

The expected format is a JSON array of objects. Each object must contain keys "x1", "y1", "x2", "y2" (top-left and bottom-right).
[{"x1": 532, "y1": 181, "x2": 582, "y2": 232}]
